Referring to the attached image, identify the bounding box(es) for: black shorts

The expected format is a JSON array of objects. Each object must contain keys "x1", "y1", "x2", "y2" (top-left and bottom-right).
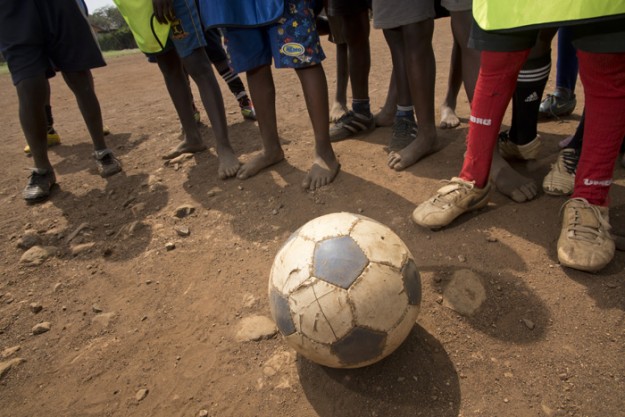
[
  {"x1": 0, "y1": 0, "x2": 105, "y2": 85},
  {"x1": 327, "y1": 0, "x2": 371, "y2": 17},
  {"x1": 469, "y1": 16, "x2": 625, "y2": 53}
]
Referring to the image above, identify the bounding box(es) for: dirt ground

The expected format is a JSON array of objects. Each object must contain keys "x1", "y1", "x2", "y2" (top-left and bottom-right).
[{"x1": 1, "y1": 21, "x2": 624, "y2": 417}]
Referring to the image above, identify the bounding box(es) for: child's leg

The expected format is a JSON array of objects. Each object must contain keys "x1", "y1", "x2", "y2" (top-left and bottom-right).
[
  {"x1": 17, "y1": 75, "x2": 52, "y2": 172},
  {"x1": 440, "y1": 41, "x2": 462, "y2": 129},
  {"x1": 236, "y1": 64, "x2": 285, "y2": 180},
  {"x1": 61, "y1": 70, "x2": 106, "y2": 151},
  {"x1": 459, "y1": 50, "x2": 530, "y2": 187},
  {"x1": 573, "y1": 51, "x2": 625, "y2": 206},
  {"x1": 382, "y1": 27, "x2": 417, "y2": 152},
  {"x1": 388, "y1": 19, "x2": 437, "y2": 171},
  {"x1": 155, "y1": 49, "x2": 207, "y2": 159},
  {"x1": 181, "y1": 48, "x2": 240, "y2": 179},
  {"x1": 330, "y1": 42, "x2": 349, "y2": 122},
  {"x1": 295, "y1": 64, "x2": 341, "y2": 190},
  {"x1": 62, "y1": 69, "x2": 122, "y2": 178}
]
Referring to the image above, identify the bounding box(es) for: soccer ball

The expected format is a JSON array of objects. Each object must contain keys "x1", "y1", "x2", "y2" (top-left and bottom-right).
[{"x1": 268, "y1": 212, "x2": 421, "y2": 368}]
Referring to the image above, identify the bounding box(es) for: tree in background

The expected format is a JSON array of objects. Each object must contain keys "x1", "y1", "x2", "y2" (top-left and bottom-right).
[{"x1": 88, "y1": 6, "x2": 136, "y2": 51}]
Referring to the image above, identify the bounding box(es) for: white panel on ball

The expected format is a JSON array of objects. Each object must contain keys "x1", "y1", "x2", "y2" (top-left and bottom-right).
[
  {"x1": 349, "y1": 262, "x2": 410, "y2": 331},
  {"x1": 296, "y1": 212, "x2": 360, "y2": 242},
  {"x1": 288, "y1": 279, "x2": 353, "y2": 344}
]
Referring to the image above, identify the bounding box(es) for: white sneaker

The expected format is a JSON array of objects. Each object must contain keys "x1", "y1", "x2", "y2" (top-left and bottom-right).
[
  {"x1": 557, "y1": 198, "x2": 615, "y2": 272},
  {"x1": 412, "y1": 177, "x2": 491, "y2": 229},
  {"x1": 498, "y1": 131, "x2": 542, "y2": 160},
  {"x1": 543, "y1": 148, "x2": 578, "y2": 196}
]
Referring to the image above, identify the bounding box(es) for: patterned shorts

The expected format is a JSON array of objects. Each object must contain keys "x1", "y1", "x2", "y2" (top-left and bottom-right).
[{"x1": 223, "y1": 0, "x2": 325, "y2": 73}]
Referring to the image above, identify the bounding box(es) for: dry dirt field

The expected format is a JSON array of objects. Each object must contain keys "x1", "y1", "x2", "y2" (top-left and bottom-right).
[{"x1": 1, "y1": 21, "x2": 624, "y2": 417}]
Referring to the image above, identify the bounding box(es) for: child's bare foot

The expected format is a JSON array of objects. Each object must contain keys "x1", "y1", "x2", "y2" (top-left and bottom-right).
[
  {"x1": 237, "y1": 148, "x2": 285, "y2": 180},
  {"x1": 374, "y1": 109, "x2": 395, "y2": 127},
  {"x1": 491, "y1": 152, "x2": 538, "y2": 202},
  {"x1": 216, "y1": 148, "x2": 241, "y2": 179},
  {"x1": 302, "y1": 150, "x2": 340, "y2": 191},
  {"x1": 162, "y1": 140, "x2": 206, "y2": 160},
  {"x1": 387, "y1": 133, "x2": 437, "y2": 171},
  {"x1": 440, "y1": 105, "x2": 460, "y2": 129},
  {"x1": 330, "y1": 102, "x2": 348, "y2": 123}
]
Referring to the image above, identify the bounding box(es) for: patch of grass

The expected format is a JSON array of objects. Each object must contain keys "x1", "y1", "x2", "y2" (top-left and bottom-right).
[
  {"x1": 102, "y1": 48, "x2": 141, "y2": 59},
  {"x1": 0, "y1": 49, "x2": 140, "y2": 76}
]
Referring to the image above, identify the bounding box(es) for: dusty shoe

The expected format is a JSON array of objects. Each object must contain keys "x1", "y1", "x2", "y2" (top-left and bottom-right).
[
  {"x1": 387, "y1": 117, "x2": 417, "y2": 152},
  {"x1": 539, "y1": 87, "x2": 576, "y2": 119},
  {"x1": 94, "y1": 149, "x2": 122, "y2": 178},
  {"x1": 412, "y1": 177, "x2": 492, "y2": 229},
  {"x1": 543, "y1": 148, "x2": 579, "y2": 196},
  {"x1": 498, "y1": 131, "x2": 542, "y2": 160},
  {"x1": 330, "y1": 111, "x2": 375, "y2": 142},
  {"x1": 23, "y1": 168, "x2": 56, "y2": 203},
  {"x1": 557, "y1": 198, "x2": 614, "y2": 272}
]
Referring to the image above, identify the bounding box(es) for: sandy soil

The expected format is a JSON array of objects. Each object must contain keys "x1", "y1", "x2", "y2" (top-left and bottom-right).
[{"x1": 0, "y1": 21, "x2": 624, "y2": 417}]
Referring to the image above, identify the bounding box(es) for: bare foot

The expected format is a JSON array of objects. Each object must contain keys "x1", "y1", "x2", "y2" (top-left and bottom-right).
[
  {"x1": 162, "y1": 141, "x2": 207, "y2": 160},
  {"x1": 216, "y1": 148, "x2": 241, "y2": 180},
  {"x1": 387, "y1": 133, "x2": 437, "y2": 171},
  {"x1": 330, "y1": 102, "x2": 348, "y2": 123},
  {"x1": 374, "y1": 109, "x2": 394, "y2": 127},
  {"x1": 491, "y1": 152, "x2": 538, "y2": 202},
  {"x1": 440, "y1": 105, "x2": 460, "y2": 129},
  {"x1": 302, "y1": 151, "x2": 341, "y2": 191},
  {"x1": 237, "y1": 149, "x2": 285, "y2": 180}
]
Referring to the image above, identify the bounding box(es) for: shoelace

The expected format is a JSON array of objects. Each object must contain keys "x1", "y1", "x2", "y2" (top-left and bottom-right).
[
  {"x1": 432, "y1": 178, "x2": 474, "y2": 206},
  {"x1": 561, "y1": 150, "x2": 579, "y2": 174},
  {"x1": 561, "y1": 198, "x2": 611, "y2": 244}
]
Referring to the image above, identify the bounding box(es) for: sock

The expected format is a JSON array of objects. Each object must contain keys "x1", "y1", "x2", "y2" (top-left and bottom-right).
[
  {"x1": 509, "y1": 53, "x2": 551, "y2": 145},
  {"x1": 45, "y1": 105, "x2": 54, "y2": 128},
  {"x1": 218, "y1": 67, "x2": 248, "y2": 102},
  {"x1": 352, "y1": 98, "x2": 371, "y2": 116},
  {"x1": 556, "y1": 27, "x2": 578, "y2": 91},
  {"x1": 395, "y1": 105, "x2": 414, "y2": 121},
  {"x1": 459, "y1": 49, "x2": 530, "y2": 188},
  {"x1": 572, "y1": 51, "x2": 625, "y2": 206}
]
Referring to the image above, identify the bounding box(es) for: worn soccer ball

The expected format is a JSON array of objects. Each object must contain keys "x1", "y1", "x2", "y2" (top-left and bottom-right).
[{"x1": 268, "y1": 212, "x2": 421, "y2": 368}]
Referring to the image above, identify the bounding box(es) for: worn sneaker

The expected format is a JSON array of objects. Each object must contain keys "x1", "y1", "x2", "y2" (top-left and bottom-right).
[
  {"x1": 412, "y1": 177, "x2": 492, "y2": 229},
  {"x1": 557, "y1": 198, "x2": 614, "y2": 272},
  {"x1": 94, "y1": 149, "x2": 122, "y2": 178},
  {"x1": 539, "y1": 87, "x2": 577, "y2": 119},
  {"x1": 329, "y1": 111, "x2": 375, "y2": 142},
  {"x1": 387, "y1": 117, "x2": 417, "y2": 152},
  {"x1": 23, "y1": 168, "x2": 56, "y2": 203},
  {"x1": 543, "y1": 148, "x2": 579, "y2": 196},
  {"x1": 498, "y1": 131, "x2": 542, "y2": 160},
  {"x1": 238, "y1": 96, "x2": 256, "y2": 121},
  {"x1": 24, "y1": 126, "x2": 62, "y2": 154}
]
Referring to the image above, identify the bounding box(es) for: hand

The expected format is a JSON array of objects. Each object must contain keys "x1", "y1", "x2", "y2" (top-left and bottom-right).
[{"x1": 152, "y1": 0, "x2": 174, "y2": 24}]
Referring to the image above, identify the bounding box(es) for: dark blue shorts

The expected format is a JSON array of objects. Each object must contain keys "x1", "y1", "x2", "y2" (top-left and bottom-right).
[
  {"x1": 0, "y1": 0, "x2": 106, "y2": 85},
  {"x1": 223, "y1": 0, "x2": 325, "y2": 73}
]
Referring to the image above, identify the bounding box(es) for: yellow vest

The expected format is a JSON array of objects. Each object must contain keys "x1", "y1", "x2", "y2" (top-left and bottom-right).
[
  {"x1": 113, "y1": 0, "x2": 170, "y2": 53},
  {"x1": 473, "y1": 0, "x2": 625, "y2": 31}
]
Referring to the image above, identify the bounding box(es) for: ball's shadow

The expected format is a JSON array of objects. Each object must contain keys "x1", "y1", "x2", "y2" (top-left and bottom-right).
[{"x1": 297, "y1": 324, "x2": 460, "y2": 417}]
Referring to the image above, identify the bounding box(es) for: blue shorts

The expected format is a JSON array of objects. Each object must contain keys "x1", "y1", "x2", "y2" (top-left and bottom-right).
[
  {"x1": 164, "y1": 0, "x2": 206, "y2": 58},
  {"x1": 0, "y1": 0, "x2": 105, "y2": 85},
  {"x1": 222, "y1": 0, "x2": 325, "y2": 73}
]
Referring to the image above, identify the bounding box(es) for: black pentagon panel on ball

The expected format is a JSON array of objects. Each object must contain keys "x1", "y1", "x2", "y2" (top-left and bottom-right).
[
  {"x1": 402, "y1": 259, "x2": 422, "y2": 306},
  {"x1": 269, "y1": 289, "x2": 296, "y2": 336},
  {"x1": 313, "y1": 236, "x2": 369, "y2": 289},
  {"x1": 331, "y1": 326, "x2": 387, "y2": 366}
]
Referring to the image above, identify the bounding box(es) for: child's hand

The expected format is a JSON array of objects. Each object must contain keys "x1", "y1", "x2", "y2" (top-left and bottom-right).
[{"x1": 152, "y1": 0, "x2": 174, "y2": 24}]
